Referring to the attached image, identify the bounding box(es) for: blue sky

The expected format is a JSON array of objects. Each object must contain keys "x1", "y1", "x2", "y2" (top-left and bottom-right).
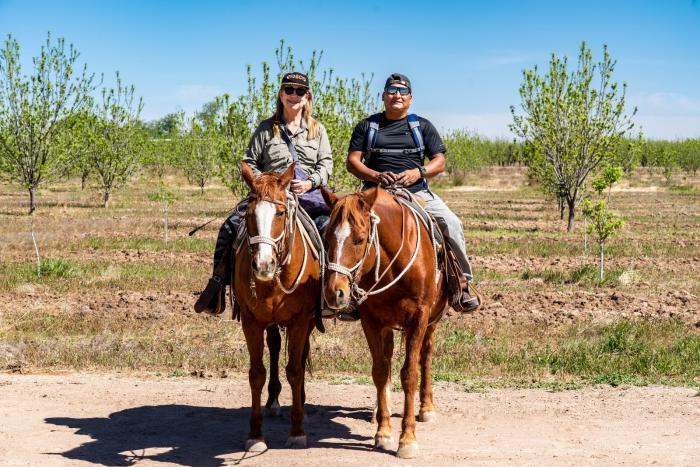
[{"x1": 1, "y1": 0, "x2": 699, "y2": 138}]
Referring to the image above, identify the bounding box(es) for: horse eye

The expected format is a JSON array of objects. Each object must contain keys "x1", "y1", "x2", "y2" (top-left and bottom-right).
[
  {"x1": 275, "y1": 210, "x2": 285, "y2": 218},
  {"x1": 352, "y1": 238, "x2": 364, "y2": 246}
]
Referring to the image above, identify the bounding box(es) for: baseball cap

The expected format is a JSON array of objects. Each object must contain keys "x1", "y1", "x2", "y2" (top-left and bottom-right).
[
  {"x1": 384, "y1": 73, "x2": 411, "y2": 90},
  {"x1": 281, "y1": 72, "x2": 309, "y2": 88}
]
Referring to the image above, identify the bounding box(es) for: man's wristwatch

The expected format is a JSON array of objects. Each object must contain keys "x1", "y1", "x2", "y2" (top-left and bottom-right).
[{"x1": 418, "y1": 166, "x2": 427, "y2": 178}]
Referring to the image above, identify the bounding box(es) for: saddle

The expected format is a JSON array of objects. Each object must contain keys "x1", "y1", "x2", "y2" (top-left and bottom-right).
[{"x1": 387, "y1": 188, "x2": 466, "y2": 312}]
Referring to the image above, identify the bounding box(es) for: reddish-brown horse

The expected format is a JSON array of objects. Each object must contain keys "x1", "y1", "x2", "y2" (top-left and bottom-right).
[
  {"x1": 321, "y1": 186, "x2": 448, "y2": 459},
  {"x1": 235, "y1": 163, "x2": 320, "y2": 451}
]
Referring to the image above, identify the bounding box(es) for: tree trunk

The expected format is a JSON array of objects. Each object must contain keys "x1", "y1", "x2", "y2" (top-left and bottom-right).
[
  {"x1": 566, "y1": 198, "x2": 576, "y2": 232},
  {"x1": 103, "y1": 189, "x2": 111, "y2": 208},
  {"x1": 81, "y1": 169, "x2": 89, "y2": 191},
  {"x1": 163, "y1": 203, "x2": 169, "y2": 243},
  {"x1": 30, "y1": 212, "x2": 41, "y2": 276},
  {"x1": 29, "y1": 186, "x2": 37, "y2": 215},
  {"x1": 558, "y1": 196, "x2": 565, "y2": 220},
  {"x1": 599, "y1": 243, "x2": 605, "y2": 281}
]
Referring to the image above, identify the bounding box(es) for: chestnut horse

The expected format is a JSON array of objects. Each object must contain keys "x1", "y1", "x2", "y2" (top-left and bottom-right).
[
  {"x1": 321, "y1": 186, "x2": 448, "y2": 459},
  {"x1": 235, "y1": 163, "x2": 320, "y2": 451}
]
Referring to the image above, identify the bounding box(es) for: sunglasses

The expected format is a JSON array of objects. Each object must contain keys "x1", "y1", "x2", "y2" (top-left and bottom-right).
[
  {"x1": 283, "y1": 86, "x2": 308, "y2": 97},
  {"x1": 385, "y1": 86, "x2": 411, "y2": 96}
]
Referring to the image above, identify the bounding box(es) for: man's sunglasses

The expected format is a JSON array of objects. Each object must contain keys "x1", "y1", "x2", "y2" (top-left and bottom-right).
[
  {"x1": 385, "y1": 86, "x2": 411, "y2": 96},
  {"x1": 283, "y1": 86, "x2": 308, "y2": 96}
]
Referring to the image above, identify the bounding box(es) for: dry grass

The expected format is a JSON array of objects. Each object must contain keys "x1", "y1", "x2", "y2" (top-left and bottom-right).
[{"x1": 1, "y1": 167, "x2": 698, "y2": 387}]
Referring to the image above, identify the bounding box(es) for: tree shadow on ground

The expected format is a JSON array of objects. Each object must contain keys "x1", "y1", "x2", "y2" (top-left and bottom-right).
[{"x1": 45, "y1": 403, "x2": 374, "y2": 466}]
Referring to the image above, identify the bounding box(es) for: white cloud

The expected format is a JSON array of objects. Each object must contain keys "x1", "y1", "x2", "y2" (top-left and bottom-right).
[
  {"x1": 634, "y1": 115, "x2": 700, "y2": 139},
  {"x1": 630, "y1": 92, "x2": 700, "y2": 116}
]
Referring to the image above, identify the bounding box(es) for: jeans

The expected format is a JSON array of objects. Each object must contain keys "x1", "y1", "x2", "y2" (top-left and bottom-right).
[{"x1": 414, "y1": 189, "x2": 473, "y2": 281}]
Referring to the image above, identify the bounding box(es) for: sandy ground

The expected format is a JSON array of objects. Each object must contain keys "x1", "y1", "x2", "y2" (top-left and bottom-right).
[{"x1": 0, "y1": 374, "x2": 698, "y2": 466}]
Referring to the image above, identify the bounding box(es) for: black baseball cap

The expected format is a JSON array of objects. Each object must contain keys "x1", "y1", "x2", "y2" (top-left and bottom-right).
[
  {"x1": 281, "y1": 72, "x2": 309, "y2": 88},
  {"x1": 385, "y1": 73, "x2": 411, "y2": 90}
]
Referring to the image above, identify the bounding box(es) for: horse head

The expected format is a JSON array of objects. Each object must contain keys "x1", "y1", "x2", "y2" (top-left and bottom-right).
[
  {"x1": 321, "y1": 187, "x2": 379, "y2": 309},
  {"x1": 241, "y1": 163, "x2": 295, "y2": 282}
]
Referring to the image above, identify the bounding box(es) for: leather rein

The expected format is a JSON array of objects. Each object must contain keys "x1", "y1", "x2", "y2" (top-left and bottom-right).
[
  {"x1": 245, "y1": 192, "x2": 309, "y2": 297},
  {"x1": 326, "y1": 197, "x2": 422, "y2": 306}
]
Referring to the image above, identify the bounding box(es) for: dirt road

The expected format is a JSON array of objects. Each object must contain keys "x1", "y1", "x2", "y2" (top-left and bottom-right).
[{"x1": 1, "y1": 373, "x2": 698, "y2": 466}]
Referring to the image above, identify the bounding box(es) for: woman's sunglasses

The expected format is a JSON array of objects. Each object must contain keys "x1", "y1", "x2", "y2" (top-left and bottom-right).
[{"x1": 283, "y1": 86, "x2": 308, "y2": 97}]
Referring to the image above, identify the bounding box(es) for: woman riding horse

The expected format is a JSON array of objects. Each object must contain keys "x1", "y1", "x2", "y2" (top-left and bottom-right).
[{"x1": 194, "y1": 71, "x2": 332, "y2": 315}]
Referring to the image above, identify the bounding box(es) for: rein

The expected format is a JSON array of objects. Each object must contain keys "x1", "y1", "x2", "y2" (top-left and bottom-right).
[
  {"x1": 246, "y1": 191, "x2": 309, "y2": 298},
  {"x1": 327, "y1": 198, "x2": 422, "y2": 306}
]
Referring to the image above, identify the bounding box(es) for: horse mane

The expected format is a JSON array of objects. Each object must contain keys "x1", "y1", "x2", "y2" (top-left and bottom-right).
[
  {"x1": 252, "y1": 173, "x2": 286, "y2": 201},
  {"x1": 329, "y1": 192, "x2": 371, "y2": 232}
]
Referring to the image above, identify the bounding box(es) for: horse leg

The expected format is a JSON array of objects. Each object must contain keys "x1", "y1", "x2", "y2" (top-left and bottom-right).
[
  {"x1": 396, "y1": 317, "x2": 428, "y2": 459},
  {"x1": 284, "y1": 317, "x2": 311, "y2": 448},
  {"x1": 418, "y1": 322, "x2": 437, "y2": 423},
  {"x1": 264, "y1": 325, "x2": 282, "y2": 417},
  {"x1": 362, "y1": 318, "x2": 394, "y2": 451},
  {"x1": 242, "y1": 318, "x2": 268, "y2": 452}
]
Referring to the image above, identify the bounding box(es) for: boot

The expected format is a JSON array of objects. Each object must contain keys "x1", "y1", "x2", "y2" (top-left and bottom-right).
[
  {"x1": 194, "y1": 242, "x2": 233, "y2": 315},
  {"x1": 194, "y1": 275, "x2": 227, "y2": 315},
  {"x1": 459, "y1": 281, "x2": 480, "y2": 312}
]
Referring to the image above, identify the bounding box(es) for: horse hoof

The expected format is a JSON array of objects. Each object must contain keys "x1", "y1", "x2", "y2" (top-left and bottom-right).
[
  {"x1": 285, "y1": 435, "x2": 307, "y2": 448},
  {"x1": 374, "y1": 435, "x2": 394, "y2": 450},
  {"x1": 264, "y1": 400, "x2": 281, "y2": 417},
  {"x1": 396, "y1": 442, "x2": 419, "y2": 459},
  {"x1": 245, "y1": 439, "x2": 267, "y2": 452},
  {"x1": 418, "y1": 410, "x2": 436, "y2": 423}
]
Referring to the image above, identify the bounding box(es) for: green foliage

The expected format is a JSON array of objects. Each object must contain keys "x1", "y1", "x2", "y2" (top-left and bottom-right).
[
  {"x1": 178, "y1": 118, "x2": 222, "y2": 193},
  {"x1": 83, "y1": 73, "x2": 147, "y2": 207},
  {"x1": 510, "y1": 42, "x2": 639, "y2": 231},
  {"x1": 443, "y1": 131, "x2": 522, "y2": 184},
  {"x1": 0, "y1": 32, "x2": 97, "y2": 212},
  {"x1": 638, "y1": 138, "x2": 700, "y2": 181},
  {"x1": 141, "y1": 112, "x2": 183, "y2": 180}
]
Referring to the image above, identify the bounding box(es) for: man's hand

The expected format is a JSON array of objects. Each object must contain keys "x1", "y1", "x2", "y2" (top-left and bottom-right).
[
  {"x1": 395, "y1": 168, "x2": 421, "y2": 187},
  {"x1": 290, "y1": 179, "x2": 312, "y2": 195},
  {"x1": 375, "y1": 171, "x2": 398, "y2": 187}
]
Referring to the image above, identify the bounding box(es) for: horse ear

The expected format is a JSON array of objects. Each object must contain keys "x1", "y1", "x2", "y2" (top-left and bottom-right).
[
  {"x1": 321, "y1": 186, "x2": 338, "y2": 207},
  {"x1": 279, "y1": 164, "x2": 295, "y2": 188},
  {"x1": 241, "y1": 162, "x2": 256, "y2": 190},
  {"x1": 362, "y1": 186, "x2": 379, "y2": 210}
]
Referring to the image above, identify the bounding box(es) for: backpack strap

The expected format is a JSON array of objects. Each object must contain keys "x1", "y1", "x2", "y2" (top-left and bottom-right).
[
  {"x1": 407, "y1": 114, "x2": 425, "y2": 152},
  {"x1": 365, "y1": 114, "x2": 381, "y2": 152}
]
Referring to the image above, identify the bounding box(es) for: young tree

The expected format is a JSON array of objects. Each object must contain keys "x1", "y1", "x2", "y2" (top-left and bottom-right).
[
  {"x1": 148, "y1": 183, "x2": 177, "y2": 243},
  {"x1": 510, "y1": 42, "x2": 638, "y2": 231},
  {"x1": 85, "y1": 73, "x2": 146, "y2": 208},
  {"x1": 0, "y1": 33, "x2": 97, "y2": 213},
  {"x1": 179, "y1": 117, "x2": 221, "y2": 193},
  {"x1": 584, "y1": 165, "x2": 624, "y2": 281}
]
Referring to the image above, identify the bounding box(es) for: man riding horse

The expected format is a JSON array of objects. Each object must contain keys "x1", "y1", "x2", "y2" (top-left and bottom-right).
[{"x1": 344, "y1": 72, "x2": 480, "y2": 317}]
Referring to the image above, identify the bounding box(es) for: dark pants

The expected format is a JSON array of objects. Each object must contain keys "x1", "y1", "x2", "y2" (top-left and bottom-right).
[{"x1": 212, "y1": 202, "x2": 328, "y2": 275}]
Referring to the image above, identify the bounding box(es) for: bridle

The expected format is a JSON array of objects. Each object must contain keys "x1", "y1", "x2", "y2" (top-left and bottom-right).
[
  {"x1": 246, "y1": 191, "x2": 309, "y2": 297},
  {"x1": 326, "y1": 199, "x2": 421, "y2": 306}
]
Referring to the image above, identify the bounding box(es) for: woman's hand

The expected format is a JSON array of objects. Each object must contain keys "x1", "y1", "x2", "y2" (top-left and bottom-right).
[{"x1": 291, "y1": 179, "x2": 313, "y2": 195}]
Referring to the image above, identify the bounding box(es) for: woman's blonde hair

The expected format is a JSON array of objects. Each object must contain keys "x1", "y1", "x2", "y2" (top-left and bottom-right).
[{"x1": 272, "y1": 87, "x2": 319, "y2": 140}]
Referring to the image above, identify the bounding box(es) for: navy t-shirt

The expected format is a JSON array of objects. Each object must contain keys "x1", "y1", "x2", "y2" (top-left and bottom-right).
[{"x1": 348, "y1": 113, "x2": 447, "y2": 192}]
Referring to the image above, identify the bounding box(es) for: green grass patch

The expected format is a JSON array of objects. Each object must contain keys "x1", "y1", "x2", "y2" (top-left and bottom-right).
[
  {"x1": 521, "y1": 265, "x2": 625, "y2": 286},
  {"x1": 75, "y1": 236, "x2": 213, "y2": 253}
]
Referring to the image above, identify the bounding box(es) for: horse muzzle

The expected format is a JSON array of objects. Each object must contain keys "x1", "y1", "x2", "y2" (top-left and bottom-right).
[
  {"x1": 324, "y1": 274, "x2": 351, "y2": 309},
  {"x1": 252, "y1": 254, "x2": 277, "y2": 282}
]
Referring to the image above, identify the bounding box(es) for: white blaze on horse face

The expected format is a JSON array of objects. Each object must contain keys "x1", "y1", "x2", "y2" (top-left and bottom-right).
[
  {"x1": 333, "y1": 221, "x2": 351, "y2": 264},
  {"x1": 255, "y1": 200, "x2": 277, "y2": 262}
]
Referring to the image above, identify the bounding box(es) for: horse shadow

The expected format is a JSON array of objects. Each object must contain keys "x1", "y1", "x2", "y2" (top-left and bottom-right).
[{"x1": 45, "y1": 403, "x2": 374, "y2": 466}]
